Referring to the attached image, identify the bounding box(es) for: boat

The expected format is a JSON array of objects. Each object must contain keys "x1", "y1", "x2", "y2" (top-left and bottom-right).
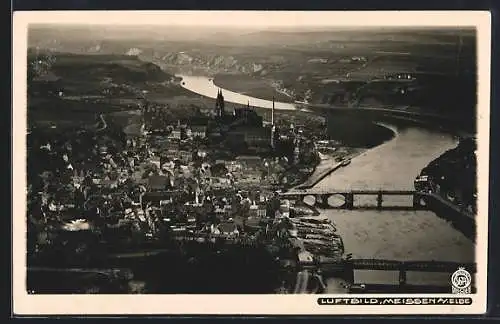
[{"x1": 340, "y1": 159, "x2": 351, "y2": 167}]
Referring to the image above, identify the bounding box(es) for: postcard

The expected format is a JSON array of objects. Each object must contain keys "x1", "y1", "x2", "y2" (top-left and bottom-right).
[{"x1": 12, "y1": 10, "x2": 490, "y2": 315}]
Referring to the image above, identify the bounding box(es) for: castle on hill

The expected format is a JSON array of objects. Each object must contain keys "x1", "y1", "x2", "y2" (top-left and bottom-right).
[
  {"x1": 214, "y1": 89, "x2": 263, "y2": 128},
  {"x1": 212, "y1": 89, "x2": 279, "y2": 151}
]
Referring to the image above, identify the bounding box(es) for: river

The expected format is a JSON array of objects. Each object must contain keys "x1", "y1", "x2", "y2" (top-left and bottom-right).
[
  {"x1": 178, "y1": 75, "x2": 475, "y2": 290},
  {"x1": 179, "y1": 75, "x2": 298, "y2": 110}
]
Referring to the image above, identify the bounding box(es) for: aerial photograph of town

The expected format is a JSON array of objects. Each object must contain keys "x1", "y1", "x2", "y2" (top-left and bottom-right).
[{"x1": 24, "y1": 15, "x2": 479, "y2": 295}]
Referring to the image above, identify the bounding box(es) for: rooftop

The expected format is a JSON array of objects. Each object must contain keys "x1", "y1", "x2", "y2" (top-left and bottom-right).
[
  {"x1": 32, "y1": 72, "x2": 61, "y2": 83},
  {"x1": 235, "y1": 156, "x2": 263, "y2": 161},
  {"x1": 148, "y1": 175, "x2": 171, "y2": 190},
  {"x1": 191, "y1": 125, "x2": 208, "y2": 132},
  {"x1": 218, "y1": 222, "x2": 238, "y2": 234},
  {"x1": 123, "y1": 123, "x2": 144, "y2": 137}
]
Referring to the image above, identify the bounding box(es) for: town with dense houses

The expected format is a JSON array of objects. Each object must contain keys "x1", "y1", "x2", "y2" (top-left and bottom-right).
[{"x1": 26, "y1": 87, "x2": 348, "y2": 294}]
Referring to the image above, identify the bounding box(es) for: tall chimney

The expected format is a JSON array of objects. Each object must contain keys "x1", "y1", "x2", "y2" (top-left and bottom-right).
[{"x1": 272, "y1": 96, "x2": 275, "y2": 125}]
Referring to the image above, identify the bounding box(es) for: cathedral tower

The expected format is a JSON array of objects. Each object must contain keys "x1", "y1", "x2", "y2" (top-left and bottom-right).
[
  {"x1": 271, "y1": 96, "x2": 275, "y2": 125},
  {"x1": 215, "y1": 89, "x2": 225, "y2": 117},
  {"x1": 271, "y1": 96, "x2": 276, "y2": 149}
]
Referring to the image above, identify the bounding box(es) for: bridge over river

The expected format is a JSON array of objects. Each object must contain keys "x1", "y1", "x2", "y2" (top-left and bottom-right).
[
  {"x1": 179, "y1": 75, "x2": 476, "y2": 291},
  {"x1": 282, "y1": 189, "x2": 475, "y2": 241}
]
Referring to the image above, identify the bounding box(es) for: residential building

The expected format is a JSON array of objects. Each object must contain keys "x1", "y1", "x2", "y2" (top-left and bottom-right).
[
  {"x1": 217, "y1": 221, "x2": 240, "y2": 238},
  {"x1": 98, "y1": 145, "x2": 108, "y2": 155},
  {"x1": 226, "y1": 161, "x2": 242, "y2": 173},
  {"x1": 235, "y1": 155, "x2": 263, "y2": 170},
  {"x1": 169, "y1": 129, "x2": 182, "y2": 140},
  {"x1": 223, "y1": 204, "x2": 232, "y2": 218},
  {"x1": 185, "y1": 127, "x2": 192, "y2": 139},
  {"x1": 227, "y1": 127, "x2": 272, "y2": 148},
  {"x1": 215, "y1": 159, "x2": 229, "y2": 166},
  {"x1": 99, "y1": 179, "x2": 118, "y2": 189},
  {"x1": 191, "y1": 126, "x2": 207, "y2": 139},
  {"x1": 165, "y1": 140, "x2": 180, "y2": 151},
  {"x1": 215, "y1": 207, "x2": 226, "y2": 220},
  {"x1": 249, "y1": 204, "x2": 259, "y2": 218},
  {"x1": 149, "y1": 156, "x2": 161, "y2": 169},
  {"x1": 166, "y1": 150, "x2": 178, "y2": 160},
  {"x1": 147, "y1": 175, "x2": 171, "y2": 192},
  {"x1": 178, "y1": 150, "x2": 192, "y2": 162},
  {"x1": 257, "y1": 205, "x2": 267, "y2": 218}
]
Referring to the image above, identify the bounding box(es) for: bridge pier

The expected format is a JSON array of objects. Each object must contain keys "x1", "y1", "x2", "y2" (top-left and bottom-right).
[
  {"x1": 344, "y1": 193, "x2": 354, "y2": 209},
  {"x1": 398, "y1": 264, "x2": 407, "y2": 287},
  {"x1": 318, "y1": 194, "x2": 330, "y2": 208},
  {"x1": 343, "y1": 260, "x2": 355, "y2": 284},
  {"x1": 413, "y1": 193, "x2": 424, "y2": 209},
  {"x1": 377, "y1": 191, "x2": 383, "y2": 210}
]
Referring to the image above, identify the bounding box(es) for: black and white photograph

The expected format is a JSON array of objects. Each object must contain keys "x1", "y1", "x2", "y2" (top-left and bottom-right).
[{"x1": 12, "y1": 11, "x2": 490, "y2": 315}]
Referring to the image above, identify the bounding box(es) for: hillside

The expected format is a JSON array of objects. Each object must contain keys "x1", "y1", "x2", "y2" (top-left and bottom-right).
[
  {"x1": 27, "y1": 51, "x2": 197, "y2": 127},
  {"x1": 420, "y1": 137, "x2": 477, "y2": 210},
  {"x1": 28, "y1": 51, "x2": 181, "y2": 96}
]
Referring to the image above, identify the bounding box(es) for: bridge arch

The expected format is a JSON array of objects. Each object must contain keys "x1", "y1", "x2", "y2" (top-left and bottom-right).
[
  {"x1": 326, "y1": 194, "x2": 347, "y2": 208},
  {"x1": 303, "y1": 195, "x2": 317, "y2": 206}
]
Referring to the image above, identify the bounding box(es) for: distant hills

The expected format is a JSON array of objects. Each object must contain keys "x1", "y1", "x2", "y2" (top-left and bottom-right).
[
  {"x1": 28, "y1": 51, "x2": 178, "y2": 93},
  {"x1": 27, "y1": 25, "x2": 477, "y2": 131},
  {"x1": 48, "y1": 53, "x2": 171, "y2": 83},
  {"x1": 27, "y1": 51, "x2": 188, "y2": 127},
  {"x1": 29, "y1": 24, "x2": 475, "y2": 48}
]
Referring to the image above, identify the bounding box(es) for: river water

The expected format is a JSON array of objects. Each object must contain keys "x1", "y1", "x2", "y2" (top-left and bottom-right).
[
  {"x1": 179, "y1": 75, "x2": 297, "y2": 110},
  {"x1": 178, "y1": 75, "x2": 475, "y2": 289}
]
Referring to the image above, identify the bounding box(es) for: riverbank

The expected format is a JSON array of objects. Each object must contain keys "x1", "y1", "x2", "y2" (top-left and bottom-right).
[
  {"x1": 292, "y1": 120, "x2": 397, "y2": 190},
  {"x1": 213, "y1": 74, "x2": 293, "y2": 103},
  {"x1": 294, "y1": 148, "x2": 366, "y2": 190}
]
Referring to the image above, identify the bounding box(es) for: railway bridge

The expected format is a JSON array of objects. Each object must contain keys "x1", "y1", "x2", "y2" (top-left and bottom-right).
[
  {"x1": 294, "y1": 258, "x2": 477, "y2": 294},
  {"x1": 301, "y1": 103, "x2": 473, "y2": 133}
]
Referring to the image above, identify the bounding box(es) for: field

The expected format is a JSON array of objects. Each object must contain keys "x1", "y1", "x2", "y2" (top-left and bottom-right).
[
  {"x1": 211, "y1": 30, "x2": 475, "y2": 121},
  {"x1": 27, "y1": 52, "x2": 208, "y2": 127},
  {"x1": 213, "y1": 45, "x2": 475, "y2": 119}
]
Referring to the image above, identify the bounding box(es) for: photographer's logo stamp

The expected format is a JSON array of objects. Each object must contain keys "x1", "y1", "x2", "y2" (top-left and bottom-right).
[{"x1": 451, "y1": 267, "x2": 472, "y2": 294}]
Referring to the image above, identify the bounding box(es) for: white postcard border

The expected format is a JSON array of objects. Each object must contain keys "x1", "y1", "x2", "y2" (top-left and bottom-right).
[{"x1": 12, "y1": 10, "x2": 491, "y2": 315}]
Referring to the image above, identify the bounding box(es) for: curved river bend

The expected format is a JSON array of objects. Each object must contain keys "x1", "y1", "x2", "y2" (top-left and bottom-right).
[
  {"x1": 179, "y1": 75, "x2": 297, "y2": 110},
  {"x1": 179, "y1": 75, "x2": 474, "y2": 289}
]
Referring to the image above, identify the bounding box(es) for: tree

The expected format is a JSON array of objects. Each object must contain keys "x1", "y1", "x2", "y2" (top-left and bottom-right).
[
  {"x1": 241, "y1": 199, "x2": 251, "y2": 219},
  {"x1": 210, "y1": 163, "x2": 228, "y2": 178},
  {"x1": 266, "y1": 196, "x2": 281, "y2": 218}
]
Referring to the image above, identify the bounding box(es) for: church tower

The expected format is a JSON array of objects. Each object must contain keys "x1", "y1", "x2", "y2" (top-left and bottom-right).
[
  {"x1": 271, "y1": 96, "x2": 275, "y2": 125},
  {"x1": 215, "y1": 89, "x2": 225, "y2": 117},
  {"x1": 271, "y1": 96, "x2": 276, "y2": 149}
]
